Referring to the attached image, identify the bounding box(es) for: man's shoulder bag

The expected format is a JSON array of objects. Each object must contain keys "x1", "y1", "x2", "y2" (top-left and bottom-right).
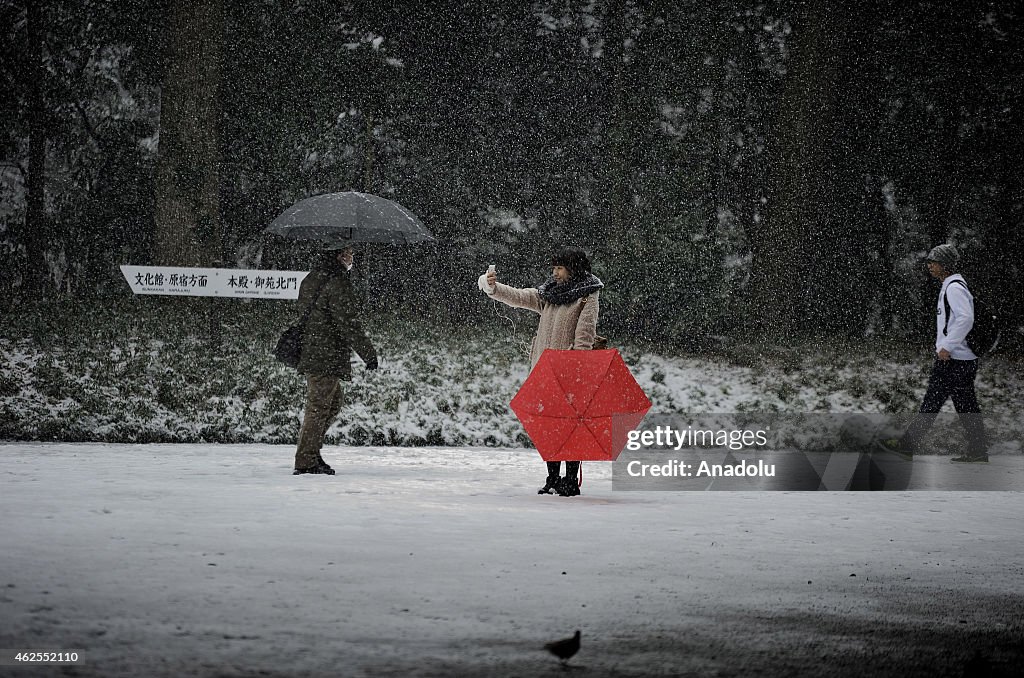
[{"x1": 274, "y1": 280, "x2": 326, "y2": 368}]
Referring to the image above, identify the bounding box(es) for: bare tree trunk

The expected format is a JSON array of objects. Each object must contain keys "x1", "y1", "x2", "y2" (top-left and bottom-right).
[
  {"x1": 153, "y1": 0, "x2": 224, "y2": 267},
  {"x1": 604, "y1": 0, "x2": 629, "y2": 243},
  {"x1": 363, "y1": 113, "x2": 375, "y2": 192},
  {"x1": 746, "y1": 0, "x2": 839, "y2": 338},
  {"x1": 23, "y1": 0, "x2": 49, "y2": 295}
]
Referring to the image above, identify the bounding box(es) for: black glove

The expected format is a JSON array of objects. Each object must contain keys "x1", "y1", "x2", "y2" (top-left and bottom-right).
[{"x1": 365, "y1": 356, "x2": 379, "y2": 371}]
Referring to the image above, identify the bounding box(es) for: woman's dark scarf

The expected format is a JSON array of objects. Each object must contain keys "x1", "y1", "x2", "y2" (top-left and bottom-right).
[{"x1": 537, "y1": 273, "x2": 604, "y2": 305}]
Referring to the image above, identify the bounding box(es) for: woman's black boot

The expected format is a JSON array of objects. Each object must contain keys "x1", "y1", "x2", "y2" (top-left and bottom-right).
[
  {"x1": 538, "y1": 461, "x2": 561, "y2": 494},
  {"x1": 557, "y1": 462, "x2": 581, "y2": 496}
]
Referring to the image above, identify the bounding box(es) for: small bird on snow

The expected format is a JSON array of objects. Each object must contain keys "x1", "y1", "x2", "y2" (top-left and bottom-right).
[{"x1": 544, "y1": 629, "x2": 581, "y2": 665}]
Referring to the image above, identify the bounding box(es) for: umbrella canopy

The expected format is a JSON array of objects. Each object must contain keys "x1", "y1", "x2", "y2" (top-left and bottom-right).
[
  {"x1": 264, "y1": 191, "x2": 435, "y2": 245},
  {"x1": 510, "y1": 349, "x2": 651, "y2": 462}
]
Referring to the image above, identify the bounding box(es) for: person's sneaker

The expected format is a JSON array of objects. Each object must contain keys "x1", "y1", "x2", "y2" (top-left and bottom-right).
[
  {"x1": 293, "y1": 463, "x2": 336, "y2": 475},
  {"x1": 951, "y1": 454, "x2": 989, "y2": 463},
  {"x1": 876, "y1": 437, "x2": 913, "y2": 460}
]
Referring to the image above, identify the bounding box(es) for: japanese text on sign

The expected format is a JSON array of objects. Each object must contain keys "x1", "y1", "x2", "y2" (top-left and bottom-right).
[{"x1": 120, "y1": 266, "x2": 308, "y2": 299}]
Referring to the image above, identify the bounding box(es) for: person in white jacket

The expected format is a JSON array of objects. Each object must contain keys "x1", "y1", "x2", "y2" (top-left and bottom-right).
[
  {"x1": 882, "y1": 244, "x2": 988, "y2": 462},
  {"x1": 478, "y1": 247, "x2": 603, "y2": 495}
]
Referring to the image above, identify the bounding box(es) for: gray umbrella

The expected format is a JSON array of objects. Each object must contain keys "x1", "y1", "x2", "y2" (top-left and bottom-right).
[{"x1": 264, "y1": 191, "x2": 435, "y2": 245}]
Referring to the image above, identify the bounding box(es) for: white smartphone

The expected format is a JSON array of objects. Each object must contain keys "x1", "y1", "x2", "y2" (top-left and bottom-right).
[{"x1": 487, "y1": 264, "x2": 496, "y2": 274}]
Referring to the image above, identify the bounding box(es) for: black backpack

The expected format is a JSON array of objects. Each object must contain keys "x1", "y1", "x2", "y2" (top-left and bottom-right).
[{"x1": 943, "y1": 279, "x2": 1001, "y2": 357}]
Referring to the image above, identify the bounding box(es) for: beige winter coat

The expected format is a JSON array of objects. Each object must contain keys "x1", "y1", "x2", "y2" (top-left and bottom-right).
[{"x1": 487, "y1": 281, "x2": 599, "y2": 368}]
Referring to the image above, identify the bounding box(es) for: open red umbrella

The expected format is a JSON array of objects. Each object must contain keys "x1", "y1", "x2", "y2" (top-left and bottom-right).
[{"x1": 510, "y1": 349, "x2": 651, "y2": 461}]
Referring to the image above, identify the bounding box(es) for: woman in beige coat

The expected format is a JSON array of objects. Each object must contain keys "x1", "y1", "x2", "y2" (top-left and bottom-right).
[{"x1": 478, "y1": 247, "x2": 603, "y2": 496}]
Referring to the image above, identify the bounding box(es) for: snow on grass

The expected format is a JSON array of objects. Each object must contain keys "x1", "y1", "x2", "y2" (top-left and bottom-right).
[{"x1": 2, "y1": 302, "x2": 1023, "y2": 450}]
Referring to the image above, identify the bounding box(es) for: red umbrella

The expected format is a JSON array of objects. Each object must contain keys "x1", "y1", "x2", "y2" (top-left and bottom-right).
[{"x1": 510, "y1": 349, "x2": 651, "y2": 461}]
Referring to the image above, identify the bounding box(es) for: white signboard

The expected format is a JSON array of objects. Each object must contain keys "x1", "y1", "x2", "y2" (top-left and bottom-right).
[{"x1": 120, "y1": 266, "x2": 309, "y2": 299}]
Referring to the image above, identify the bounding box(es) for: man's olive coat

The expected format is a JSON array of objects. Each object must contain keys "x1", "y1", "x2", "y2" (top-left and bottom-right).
[{"x1": 296, "y1": 268, "x2": 376, "y2": 378}]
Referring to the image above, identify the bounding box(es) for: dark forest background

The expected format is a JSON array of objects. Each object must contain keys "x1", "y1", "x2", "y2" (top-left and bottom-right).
[{"x1": 2, "y1": 0, "x2": 1022, "y2": 350}]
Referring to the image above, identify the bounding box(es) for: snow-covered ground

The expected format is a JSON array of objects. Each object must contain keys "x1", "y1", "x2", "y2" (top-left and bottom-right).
[{"x1": 2, "y1": 443, "x2": 1022, "y2": 677}]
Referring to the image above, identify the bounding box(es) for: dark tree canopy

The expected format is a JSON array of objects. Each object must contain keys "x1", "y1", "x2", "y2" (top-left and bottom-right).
[{"x1": 1, "y1": 0, "x2": 1021, "y2": 348}]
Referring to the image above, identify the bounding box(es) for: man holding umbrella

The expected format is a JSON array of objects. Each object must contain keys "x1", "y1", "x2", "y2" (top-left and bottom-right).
[
  {"x1": 293, "y1": 243, "x2": 378, "y2": 475},
  {"x1": 266, "y1": 191, "x2": 435, "y2": 474}
]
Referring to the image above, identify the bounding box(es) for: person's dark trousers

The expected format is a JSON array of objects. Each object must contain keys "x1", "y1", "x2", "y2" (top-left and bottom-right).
[
  {"x1": 901, "y1": 359, "x2": 988, "y2": 456},
  {"x1": 543, "y1": 462, "x2": 582, "y2": 478},
  {"x1": 295, "y1": 376, "x2": 344, "y2": 470}
]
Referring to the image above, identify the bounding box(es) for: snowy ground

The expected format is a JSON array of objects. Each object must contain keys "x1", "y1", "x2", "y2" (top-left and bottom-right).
[{"x1": 2, "y1": 443, "x2": 1023, "y2": 677}]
